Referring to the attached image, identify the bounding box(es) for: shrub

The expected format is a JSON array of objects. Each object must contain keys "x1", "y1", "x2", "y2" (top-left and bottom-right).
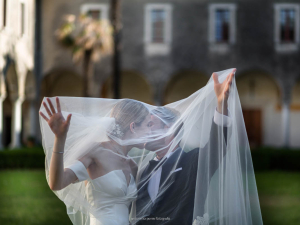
[
  {"x1": 0, "y1": 146, "x2": 300, "y2": 171},
  {"x1": 251, "y1": 146, "x2": 300, "y2": 171},
  {"x1": 0, "y1": 147, "x2": 45, "y2": 169}
]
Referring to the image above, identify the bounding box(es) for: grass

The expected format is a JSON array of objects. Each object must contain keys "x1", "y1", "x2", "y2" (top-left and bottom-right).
[
  {"x1": 255, "y1": 171, "x2": 300, "y2": 225},
  {"x1": 0, "y1": 170, "x2": 300, "y2": 225},
  {"x1": 0, "y1": 170, "x2": 71, "y2": 225}
]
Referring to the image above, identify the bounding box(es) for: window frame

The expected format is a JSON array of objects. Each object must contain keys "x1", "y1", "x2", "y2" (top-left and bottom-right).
[
  {"x1": 144, "y1": 3, "x2": 173, "y2": 56},
  {"x1": 208, "y1": 3, "x2": 237, "y2": 53},
  {"x1": 274, "y1": 3, "x2": 300, "y2": 52},
  {"x1": 80, "y1": 3, "x2": 109, "y2": 21}
]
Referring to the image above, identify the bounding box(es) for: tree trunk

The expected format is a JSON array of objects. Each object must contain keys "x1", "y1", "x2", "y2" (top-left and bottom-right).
[
  {"x1": 83, "y1": 50, "x2": 92, "y2": 97},
  {"x1": 111, "y1": 0, "x2": 122, "y2": 99}
]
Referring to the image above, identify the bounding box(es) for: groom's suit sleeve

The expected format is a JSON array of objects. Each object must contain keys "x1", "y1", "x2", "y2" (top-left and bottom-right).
[
  {"x1": 193, "y1": 107, "x2": 232, "y2": 178},
  {"x1": 208, "y1": 107, "x2": 232, "y2": 176},
  {"x1": 213, "y1": 107, "x2": 232, "y2": 127},
  {"x1": 175, "y1": 108, "x2": 232, "y2": 224}
]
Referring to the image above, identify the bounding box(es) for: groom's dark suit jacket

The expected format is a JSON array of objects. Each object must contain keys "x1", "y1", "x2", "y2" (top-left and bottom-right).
[{"x1": 135, "y1": 117, "x2": 231, "y2": 225}]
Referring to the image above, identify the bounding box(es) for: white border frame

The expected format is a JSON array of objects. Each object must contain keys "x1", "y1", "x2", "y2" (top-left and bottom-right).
[
  {"x1": 208, "y1": 3, "x2": 237, "y2": 53},
  {"x1": 274, "y1": 3, "x2": 300, "y2": 53},
  {"x1": 80, "y1": 3, "x2": 109, "y2": 20},
  {"x1": 144, "y1": 3, "x2": 173, "y2": 56}
]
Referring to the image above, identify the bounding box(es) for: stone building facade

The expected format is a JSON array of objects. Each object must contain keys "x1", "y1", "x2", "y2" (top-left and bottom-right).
[
  {"x1": 1, "y1": 0, "x2": 300, "y2": 148},
  {"x1": 0, "y1": 0, "x2": 36, "y2": 149}
]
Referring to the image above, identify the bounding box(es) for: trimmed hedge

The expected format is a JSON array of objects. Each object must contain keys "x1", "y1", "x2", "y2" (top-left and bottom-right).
[
  {"x1": 251, "y1": 146, "x2": 300, "y2": 171},
  {"x1": 0, "y1": 146, "x2": 300, "y2": 171},
  {"x1": 0, "y1": 147, "x2": 45, "y2": 169}
]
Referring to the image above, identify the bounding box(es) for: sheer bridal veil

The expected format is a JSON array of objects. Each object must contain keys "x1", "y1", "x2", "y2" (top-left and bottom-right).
[{"x1": 39, "y1": 68, "x2": 263, "y2": 225}]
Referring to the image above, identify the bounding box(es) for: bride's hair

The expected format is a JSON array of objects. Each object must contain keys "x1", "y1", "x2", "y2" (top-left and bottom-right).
[{"x1": 110, "y1": 99, "x2": 149, "y2": 136}]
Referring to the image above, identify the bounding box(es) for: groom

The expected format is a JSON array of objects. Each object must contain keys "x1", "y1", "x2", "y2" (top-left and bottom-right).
[{"x1": 134, "y1": 71, "x2": 235, "y2": 225}]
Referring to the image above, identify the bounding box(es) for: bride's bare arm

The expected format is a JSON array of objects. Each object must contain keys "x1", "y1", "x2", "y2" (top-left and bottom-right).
[
  {"x1": 50, "y1": 138, "x2": 92, "y2": 190},
  {"x1": 40, "y1": 97, "x2": 93, "y2": 190}
]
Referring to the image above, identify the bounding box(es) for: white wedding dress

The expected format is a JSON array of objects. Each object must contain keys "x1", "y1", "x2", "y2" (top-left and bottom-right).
[{"x1": 66, "y1": 161, "x2": 137, "y2": 225}]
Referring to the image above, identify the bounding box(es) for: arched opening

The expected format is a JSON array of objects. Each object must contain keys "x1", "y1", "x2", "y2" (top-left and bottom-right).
[
  {"x1": 164, "y1": 71, "x2": 209, "y2": 105},
  {"x1": 290, "y1": 78, "x2": 300, "y2": 147},
  {"x1": 236, "y1": 71, "x2": 281, "y2": 148},
  {"x1": 101, "y1": 71, "x2": 153, "y2": 104},
  {"x1": 41, "y1": 70, "x2": 83, "y2": 100},
  {"x1": 291, "y1": 79, "x2": 300, "y2": 108}
]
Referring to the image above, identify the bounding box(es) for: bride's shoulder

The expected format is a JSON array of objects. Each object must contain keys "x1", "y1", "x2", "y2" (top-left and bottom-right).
[
  {"x1": 94, "y1": 142, "x2": 112, "y2": 154},
  {"x1": 87, "y1": 142, "x2": 113, "y2": 162}
]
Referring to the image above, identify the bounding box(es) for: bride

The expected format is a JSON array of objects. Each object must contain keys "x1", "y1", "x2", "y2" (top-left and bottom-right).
[
  {"x1": 40, "y1": 98, "x2": 152, "y2": 224},
  {"x1": 39, "y1": 68, "x2": 263, "y2": 225}
]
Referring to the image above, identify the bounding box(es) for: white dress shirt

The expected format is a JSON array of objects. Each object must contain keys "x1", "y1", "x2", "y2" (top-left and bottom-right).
[{"x1": 147, "y1": 107, "x2": 232, "y2": 202}]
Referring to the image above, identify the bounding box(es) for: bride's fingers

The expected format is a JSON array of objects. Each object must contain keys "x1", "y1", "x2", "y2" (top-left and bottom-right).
[
  {"x1": 43, "y1": 101, "x2": 53, "y2": 117},
  {"x1": 212, "y1": 73, "x2": 220, "y2": 85},
  {"x1": 39, "y1": 111, "x2": 49, "y2": 122},
  {"x1": 47, "y1": 98, "x2": 56, "y2": 114},
  {"x1": 229, "y1": 77, "x2": 233, "y2": 88},
  {"x1": 225, "y1": 79, "x2": 232, "y2": 94},
  {"x1": 66, "y1": 114, "x2": 72, "y2": 125},
  {"x1": 56, "y1": 97, "x2": 61, "y2": 113},
  {"x1": 224, "y1": 82, "x2": 229, "y2": 93},
  {"x1": 227, "y1": 73, "x2": 234, "y2": 87}
]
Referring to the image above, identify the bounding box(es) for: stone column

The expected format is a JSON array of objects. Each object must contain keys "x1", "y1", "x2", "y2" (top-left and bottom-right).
[
  {"x1": 153, "y1": 87, "x2": 164, "y2": 106},
  {"x1": 152, "y1": 79, "x2": 168, "y2": 106},
  {"x1": 282, "y1": 102, "x2": 290, "y2": 147},
  {"x1": 29, "y1": 100, "x2": 36, "y2": 137},
  {"x1": 9, "y1": 96, "x2": 25, "y2": 149},
  {"x1": 282, "y1": 85, "x2": 291, "y2": 148}
]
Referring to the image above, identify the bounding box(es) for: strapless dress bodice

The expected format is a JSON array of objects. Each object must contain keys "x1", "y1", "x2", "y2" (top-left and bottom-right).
[{"x1": 86, "y1": 170, "x2": 137, "y2": 225}]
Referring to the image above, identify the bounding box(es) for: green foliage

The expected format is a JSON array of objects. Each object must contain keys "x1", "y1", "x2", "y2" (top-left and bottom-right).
[
  {"x1": 255, "y1": 171, "x2": 300, "y2": 225},
  {"x1": 251, "y1": 147, "x2": 300, "y2": 171},
  {"x1": 61, "y1": 35, "x2": 75, "y2": 47},
  {"x1": 0, "y1": 170, "x2": 71, "y2": 225},
  {"x1": 55, "y1": 14, "x2": 113, "y2": 62},
  {"x1": 0, "y1": 147, "x2": 45, "y2": 169},
  {"x1": 1, "y1": 170, "x2": 300, "y2": 225},
  {"x1": 1, "y1": 146, "x2": 300, "y2": 171}
]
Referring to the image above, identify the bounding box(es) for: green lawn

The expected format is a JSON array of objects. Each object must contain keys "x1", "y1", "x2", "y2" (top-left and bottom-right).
[
  {"x1": 255, "y1": 171, "x2": 300, "y2": 225},
  {"x1": 0, "y1": 170, "x2": 299, "y2": 225},
  {"x1": 0, "y1": 170, "x2": 71, "y2": 225}
]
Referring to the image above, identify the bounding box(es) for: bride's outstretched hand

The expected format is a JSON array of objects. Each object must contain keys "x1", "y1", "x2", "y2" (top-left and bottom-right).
[
  {"x1": 39, "y1": 97, "x2": 72, "y2": 138},
  {"x1": 213, "y1": 68, "x2": 236, "y2": 106}
]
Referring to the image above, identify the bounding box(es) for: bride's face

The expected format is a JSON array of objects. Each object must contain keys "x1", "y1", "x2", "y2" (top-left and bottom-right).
[
  {"x1": 129, "y1": 114, "x2": 152, "y2": 148},
  {"x1": 134, "y1": 114, "x2": 152, "y2": 138}
]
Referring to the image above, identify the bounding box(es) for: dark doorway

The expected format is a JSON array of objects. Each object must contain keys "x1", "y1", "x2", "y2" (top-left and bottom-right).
[
  {"x1": 3, "y1": 116, "x2": 11, "y2": 147},
  {"x1": 242, "y1": 109, "x2": 262, "y2": 149}
]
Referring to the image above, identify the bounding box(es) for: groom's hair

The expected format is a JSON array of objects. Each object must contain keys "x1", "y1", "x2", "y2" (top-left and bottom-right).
[{"x1": 151, "y1": 107, "x2": 184, "y2": 138}]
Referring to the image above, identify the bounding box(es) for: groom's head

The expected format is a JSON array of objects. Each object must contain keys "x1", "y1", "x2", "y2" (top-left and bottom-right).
[{"x1": 145, "y1": 106, "x2": 183, "y2": 152}]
